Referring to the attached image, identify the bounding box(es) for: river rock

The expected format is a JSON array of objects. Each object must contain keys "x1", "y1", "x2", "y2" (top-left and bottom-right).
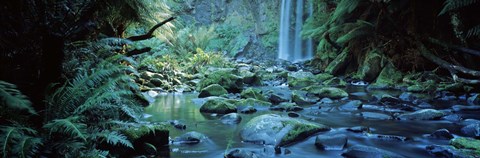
[
  {"x1": 235, "y1": 98, "x2": 272, "y2": 107},
  {"x1": 452, "y1": 105, "x2": 480, "y2": 112},
  {"x1": 426, "y1": 145, "x2": 473, "y2": 158},
  {"x1": 460, "y1": 123, "x2": 480, "y2": 137},
  {"x1": 270, "y1": 102, "x2": 303, "y2": 112},
  {"x1": 220, "y1": 113, "x2": 242, "y2": 124},
  {"x1": 339, "y1": 100, "x2": 362, "y2": 111},
  {"x1": 442, "y1": 114, "x2": 463, "y2": 122},
  {"x1": 342, "y1": 145, "x2": 405, "y2": 158},
  {"x1": 467, "y1": 94, "x2": 479, "y2": 105},
  {"x1": 430, "y1": 129, "x2": 454, "y2": 140},
  {"x1": 197, "y1": 68, "x2": 243, "y2": 92},
  {"x1": 198, "y1": 84, "x2": 228, "y2": 98},
  {"x1": 398, "y1": 109, "x2": 445, "y2": 120},
  {"x1": 173, "y1": 131, "x2": 209, "y2": 145},
  {"x1": 240, "y1": 114, "x2": 330, "y2": 146},
  {"x1": 347, "y1": 126, "x2": 371, "y2": 133},
  {"x1": 287, "y1": 112, "x2": 300, "y2": 118},
  {"x1": 399, "y1": 92, "x2": 417, "y2": 102},
  {"x1": 241, "y1": 88, "x2": 268, "y2": 101},
  {"x1": 319, "y1": 98, "x2": 334, "y2": 104},
  {"x1": 292, "y1": 90, "x2": 317, "y2": 105},
  {"x1": 304, "y1": 86, "x2": 349, "y2": 99},
  {"x1": 315, "y1": 134, "x2": 348, "y2": 150},
  {"x1": 224, "y1": 148, "x2": 259, "y2": 158},
  {"x1": 240, "y1": 106, "x2": 257, "y2": 114},
  {"x1": 199, "y1": 98, "x2": 237, "y2": 114},
  {"x1": 169, "y1": 120, "x2": 186, "y2": 130},
  {"x1": 417, "y1": 102, "x2": 433, "y2": 108},
  {"x1": 287, "y1": 71, "x2": 316, "y2": 88},
  {"x1": 451, "y1": 137, "x2": 480, "y2": 151},
  {"x1": 359, "y1": 112, "x2": 393, "y2": 120}
]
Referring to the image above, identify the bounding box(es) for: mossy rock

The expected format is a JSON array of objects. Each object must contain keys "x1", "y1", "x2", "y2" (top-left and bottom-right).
[
  {"x1": 292, "y1": 90, "x2": 317, "y2": 105},
  {"x1": 198, "y1": 84, "x2": 228, "y2": 98},
  {"x1": 240, "y1": 114, "x2": 330, "y2": 146},
  {"x1": 398, "y1": 109, "x2": 445, "y2": 120},
  {"x1": 368, "y1": 62, "x2": 403, "y2": 89},
  {"x1": 197, "y1": 68, "x2": 243, "y2": 92},
  {"x1": 450, "y1": 137, "x2": 480, "y2": 157},
  {"x1": 235, "y1": 98, "x2": 272, "y2": 107},
  {"x1": 287, "y1": 71, "x2": 317, "y2": 88},
  {"x1": 304, "y1": 86, "x2": 349, "y2": 99},
  {"x1": 122, "y1": 124, "x2": 168, "y2": 140},
  {"x1": 239, "y1": 70, "x2": 262, "y2": 85},
  {"x1": 240, "y1": 88, "x2": 268, "y2": 101},
  {"x1": 114, "y1": 123, "x2": 168, "y2": 156},
  {"x1": 200, "y1": 98, "x2": 237, "y2": 114},
  {"x1": 357, "y1": 49, "x2": 384, "y2": 82},
  {"x1": 323, "y1": 77, "x2": 347, "y2": 87},
  {"x1": 406, "y1": 80, "x2": 436, "y2": 92},
  {"x1": 314, "y1": 73, "x2": 334, "y2": 82},
  {"x1": 325, "y1": 50, "x2": 350, "y2": 75}
]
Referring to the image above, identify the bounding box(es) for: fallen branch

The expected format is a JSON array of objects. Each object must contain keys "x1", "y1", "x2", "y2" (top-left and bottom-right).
[
  {"x1": 418, "y1": 42, "x2": 480, "y2": 84},
  {"x1": 127, "y1": 17, "x2": 176, "y2": 41},
  {"x1": 428, "y1": 38, "x2": 480, "y2": 57}
]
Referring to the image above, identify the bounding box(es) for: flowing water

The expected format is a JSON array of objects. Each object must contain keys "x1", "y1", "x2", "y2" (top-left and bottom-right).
[
  {"x1": 144, "y1": 86, "x2": 474, "y2": 158},
  {"x1": 278, "y1": 0, "x2": 313, "y2": 63}
]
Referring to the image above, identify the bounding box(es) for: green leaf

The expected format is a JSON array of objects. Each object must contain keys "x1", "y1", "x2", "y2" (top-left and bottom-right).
[{"x1": 43, "y1": 116, "x2": 87, "y2": 142}]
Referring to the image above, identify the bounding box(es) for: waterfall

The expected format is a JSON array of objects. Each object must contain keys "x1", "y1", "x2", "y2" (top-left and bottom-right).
[{"x1": 278, "y1": 0, "x2": 314, "y2": 63}]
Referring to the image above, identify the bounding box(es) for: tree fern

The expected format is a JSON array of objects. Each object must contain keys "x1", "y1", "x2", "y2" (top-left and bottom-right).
[
  {"x1": 439, "y1": 0, "x2": 479, "y2": 15},
  {"x1": 43, "y1": 116, "x2": 87, "y2": 142},
  {"x1": 0, "y1": 81, "x2": 36, "y2": 114}
]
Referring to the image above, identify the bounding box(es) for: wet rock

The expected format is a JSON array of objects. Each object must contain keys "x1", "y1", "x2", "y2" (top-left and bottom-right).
[
  {"x1": 315, "y1": 134, "x2": 348, "y2": 150},
  {"x1": 173, "y1": 131, "x2": 209, "y2": 145},
  {"x1": 417, "y1": 102, "x2": 433, "y2": 108},
  {"x1": 359, "y1": 112, "x2": 393, "y2": 120},
  {"x1": 367, "y1": 62, "x2": 403, "y2": 90},
  {"x1": 357, "y1": 49, "x2": 383, "y2": 82},
  {"x1": 240, "y1": 106, "x2": 257, "y2": 114},
  {"x1": 460, "y1": 123, "x2": 480, "y2": 137},
  {"x1": 319, "y1": 98, "x2": 334, "y2": 104},
  {"x1": 426, "y1": 145, "x2": 471, "y2": 158},
  {"x1": 347, "y1": 126, "x2": 371, "y2": 133},
  {"x1": 270, "y1": 102, "x2": 304, "y2": 112},
  {"x1": 200, "y1": 98, "x2": 237, "y2": 114},
  {"x1": 169, "y1": 120, "x2": 186, "y2": 130},
  {"x1": 235, "y1": 98, "x2": 272, "y2": 107},
  {"x1": 452, "y1": 105, "x2": 480, "y2": 112},
  {"x1": 323, "y1": 77, "x2": 348, "y2": 87},
  {"x1": 198, "y1": 84, "x2": 228, "y2": 98},
  {"x1": 287, "y1": 112, "x2": 300, "y2": 118},
  {"x1": 197, "y1": 68, "x2": 243, "y2": 93},
  {"x1": 399, "y1": 92, "x2": 417, "y2": 102},
  {"x1": 303, "y1": 86, "x2": 348, "y2": 99},
  {"x1": 379, "y1": 94, "x2": 401, "y2": 105},
  {"x1": 339, "y1": 100, "x2": 362, "y2": 111},
  {"x1": 467, "y1": 94, "x2": 479, "y2": 105},
  {"x1": 398, "y1": 109, "x2": 445, "y2": 120},
  {"x1": 287, "y1": 71, "x2": 316, "y2": 88},
  {"x1": 267, "y1": 88, "x2": 291, "y2": 104},
  {"x1": 450, "y1": 137, "x2": 480, "y2": 151},
  {"x1": 442, "y1": 114, "x2": 463, "y2": 122},
  {"x1": 368, "y1": 134, "x2": 411, "y2": 141},
  {"x1": 225, "y1": 148, "x2": 259, "y2": 158},
  {"x1": 220, "y1": 113, "x2": 242, "y2": 124},
  {"x1": 325, "y1": 50, "x2": 349, "y2": 75},
  {"x1": 240, "y1": 70, "x2": 261, "y2": 85},
  {"x1": 342, "y1": 145, "x2": 405, "y2": 158},
  {"x1": 241, "y1": 88, "x2": 268, "y2": 101},
  {"x1": 286, "y1": 64, "x2": 298, "y2": 71},
  {"x1": 292, "y1": 90, "x2": 317, "y2": 105},
  {"x1": 430, "y1": 129, "x2": 454, "y2": 140},
  {"x1": 240, "y1": 114, "x2": 330, "y2": 146}
]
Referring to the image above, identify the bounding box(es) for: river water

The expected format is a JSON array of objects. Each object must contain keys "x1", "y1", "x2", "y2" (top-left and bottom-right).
[{"x1": 144, "y1": 86, "x2": 471, "y2": 158}]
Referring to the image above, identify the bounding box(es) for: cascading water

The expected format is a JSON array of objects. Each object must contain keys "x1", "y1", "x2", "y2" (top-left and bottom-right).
[{"x1": 278, "y1": 0, "x2": 314, "y2": 63}]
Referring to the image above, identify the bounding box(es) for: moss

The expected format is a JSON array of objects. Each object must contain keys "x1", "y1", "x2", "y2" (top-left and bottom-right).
[
  {"x1": 451, "y1": 137, "x2": 480, "y2": 151},
  {"x1": 304, "y1": 86, "x2": 348, "y2": 99},
  {"x1": 406, "y1": 80, "x2": 436, "y2": 92},
  {"x1": 369, "y1": 62, "x2": 403, "y2": 89},
  {"x1": 314, "y1": 73, "x2": 334, "y2": 82},
  {"x1": 279, "y1": 120, "x2": 329, "y2": 146},
  {"x1": 357, "y1": 49, "x2": 383, "y2": 82},
  {"x1": 235, "y1": 98, "x2": 272, "y2": 107},
  {"x1": 197, "y1": 69, "x2": 243, "y2": 92},
  {"x1": 288, "y1": 71, "x2": 317, "y2": 88},
  {"x1": 325, "y1": 50, "x2": 350, "y2": 75},
  {"x1": 323, "y1": 77, "x2": 347, "y2": 87},
  {"x1": 122, "y1": 124, "x2": 168, "y2": 140},
  {"x1": 198, "y1": 84, "x2": 228, "y2": 98},
  {"x1": 200, "y1": 98, "x2": 237, "y2": 114},
  {"x1": 241, "y1": 88, "x2": 268, "y2": 101}
]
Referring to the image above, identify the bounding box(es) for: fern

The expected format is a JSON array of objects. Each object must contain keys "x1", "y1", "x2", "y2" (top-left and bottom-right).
[
  {"x1": 0, "y1": 125, "x2": 40, "y2": 158},
  {"x1": 467, "y1": 25, "x2": 480, "y2": 38},
  {"x1": 0, "y1": 81, "x2": 36, "y2": 114},
  {"x1": 14, "y1": 136, "x2": 42, "y2": 158},
  {"x1": 102, "y1": 131, "x2": 133, "y2": 148},
  {"x1": 336, "y1": 20, "x2": 374, "y2": 44},
  {"x1": 330, "y1": 0, "x2": 362, "y2": 24},
  {"x1": 43, "y1": 116, "x2": 87, "y2": 142},
  {"x1": 439, "y1": 0, "x2": 479, "y2": 15}
]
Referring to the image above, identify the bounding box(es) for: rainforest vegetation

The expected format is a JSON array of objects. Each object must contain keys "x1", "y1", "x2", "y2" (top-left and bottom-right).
[{"x1": 1, "y1": 0, "x2": 480, "y2": 157}]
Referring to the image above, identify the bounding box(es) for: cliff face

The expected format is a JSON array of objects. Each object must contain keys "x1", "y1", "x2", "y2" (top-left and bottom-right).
[{"x1": 175, "y1": 0, "x2": 280, "y2": 59}]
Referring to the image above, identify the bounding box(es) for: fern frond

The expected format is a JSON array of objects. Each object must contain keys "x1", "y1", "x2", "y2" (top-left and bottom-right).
[
  {"x1": 330, "y1": 0, "x2": 362, "y2": 23},
  {"x1": 439, "y1": 0, "x2": 479, "y2": 15},
  {"x1": 74, "y1": 90, "x2": 133, "y2": 114},
  {"x1": 103, "y1": 131, "x2": 133, "y2": 148},
  {"x1": 467, "y1": 25, "x2": 480, "y2": 38},
  {"x1": 0, "y1": 81, "x2": 36, "y2": 114},
  {"x1": 43, "y1": 116, "x2": 87, "y2": 142},
  {"x1": 336, "y1": 20, "x2": 374, "y2": 44},
  {"x1": 0, "y1": 125, "x2": 38, "y2": 158},
  {"x1": 14, "y1": 136, "x2": 42, "y2": 158}
]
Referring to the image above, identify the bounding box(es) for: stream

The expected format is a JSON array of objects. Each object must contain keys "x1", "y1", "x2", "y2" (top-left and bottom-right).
[{"x1": 144, "y1": 86, "x2": 475, "y2": 158}]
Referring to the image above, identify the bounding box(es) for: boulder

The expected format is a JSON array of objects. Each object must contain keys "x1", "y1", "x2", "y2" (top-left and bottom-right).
[
  {"x1": 197, "y1": 68, "x2": 243, "y2": 93},
  {"x1": 357, "y1": 49, "x2": 383, "y2": 82},
  {"x1": 235, "y1": 98, "x2": 272, "y2": 107},
  {"x1": 450, "y1": 137, "x2": 480, "y2": 151},
  {"x1": 173, "y1": 131, "x2": 209, "y2": 145},
  {"x1": 268, "y1": 91, "x2": 291, "y2": 104},
  {"x1": 315, "y1": 134, "x2": 348, "y2": 150},
  {"x1": 220, "y1": 113, "x2": 242, "y2": 124},
  {"x1": 240, "y1": 114, "x2": 330, "y2": 146},
  {"x1": 460, "y1": 123, "x2": 480, "y2": 138},
  {"x1": 199, "y1": 98, "x2": 237, "y2": 114},
  {"x1": 241, "y1": 88, "x2": 268, "y2": 101},
  {"x1": 342, "y1": 145, "x2": 405, "y2": 158},
  {"x1": 292, "y1": 90, "x2": 317, "y2": 105},
  {"x1": 198, "y1": 84, "x2": 228, "y2": 98},
  {"x1": 287, "y1": 71, "x2": 316, "y2": 88},
  {"x1": 304, "y1": 86, "x2": 349, "y2": 99},
  {"x1": 430, "y1": 129, "x2": 454, "y2": 140},
  {"x1": 398, "y1": 109, "x2": 445, "y2": 120},
  {"x1": 367, "y1": 62, "x2": 403, "y2": 89},
  {"x1": 339, "y1": 100, "x2": 363, "y2": 111},
  {"x1": 270, "y1": 102, "x2": 304, "y2": 112},
  {"x1": 325, "y1": 50, "x2": 350, "y2": 75},
  {"x1": 399, "y1": 92, "x2": 417, "y2": 102},
  {"x1": 240, "y1": 106, "x2": 257, "y2": 114}
]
